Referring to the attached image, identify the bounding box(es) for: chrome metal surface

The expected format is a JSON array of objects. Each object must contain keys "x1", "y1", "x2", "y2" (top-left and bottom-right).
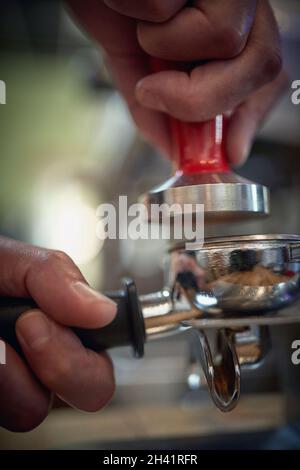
[
  {"x1": 190, "y1": 328, "x2": 241, "y2": 412},
  {"x1": 167, "y1": 234, "x2": 300, "y2": 314},
  {"x1": 142, "y1": 299, "x2": 300, "y2": 333},
  {"x1": 139, "y1": 234, "x2": 300, "y2": 334},
  {"x1": 142, "y1": 172, "x2": 270, "y2": 223},
  {"x1": 139, "y1": 290, "x2": 173, "y2": 319},
  {"x1": 138, "y1": 234, "x2": 300, "y2": 412},
  {"x1": 184, "y1": 303, "x2": 300, "y2": 329}
]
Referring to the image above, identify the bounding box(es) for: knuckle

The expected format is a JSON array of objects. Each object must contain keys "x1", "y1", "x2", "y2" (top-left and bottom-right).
[
  {"x1": 261, "y1": 49, "x2": 283, "y2": 82},
  {"x1": 49, "y1": 249, "x2": 72, "y2": 265},
  {"x1": 40, "y1": 249, "x2": 73, "y2": 270},
  {"x1": 26, "y1": 247, "x2": 80, "y2": 292},
  {"x1": 216, "y1": 26, "x2": 247, "y2": 58}
]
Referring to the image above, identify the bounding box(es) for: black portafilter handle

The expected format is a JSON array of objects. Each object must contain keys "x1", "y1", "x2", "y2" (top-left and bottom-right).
[{"x1": 0, "y1": 278, "x2": 146, "y2": 358}]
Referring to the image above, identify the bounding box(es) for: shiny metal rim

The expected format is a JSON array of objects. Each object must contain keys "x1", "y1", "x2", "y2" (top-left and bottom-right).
[
  {"x1": 145, "y1": 182, "x2": 269, "y2": 216},
  {"x1": 170, "y1": 234, "x2": 300, "y2": 252},
  {"x1": 183, "y1": 302, "x2": 300, "y2": 329}
]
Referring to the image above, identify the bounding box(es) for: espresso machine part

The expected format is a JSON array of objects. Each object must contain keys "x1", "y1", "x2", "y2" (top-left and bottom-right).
[
  {"x1": 1, "y1": 235, "x2": 300, "y2": 412},
  {"x1": 168, "y1": 234, "x2": 300, "y2": 316}
]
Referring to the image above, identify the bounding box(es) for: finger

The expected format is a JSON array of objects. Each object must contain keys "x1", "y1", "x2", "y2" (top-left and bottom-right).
[
  {"x1": 67, "y1": 0, "x2": 172, "y2": 156},
  {"x1": 226, "y1": 69, "x2": 289, "y2": 166},
  {"x1": 106, "y1": 53, "x2": 172, "y2": 157},
  {"x1": 0, "y1": 237, "x2": 117, "y2": 328},
  {"x1": 103, "y1": 0, "x2": 186, "y2": 23},
  {"x1": 0, "y1": 341, "x2": 50, "y2": 431},
  {"x1": 16, "y1": 310, "x2": 115, "y2": 412},
  {"x1": 66, "y1": 0, "x2": 141, "y2": 56},
  {"x1": 138, "y1": 0, "x2": 257, "y2": 61},
  {"x1": 136, "y1": 0, "x2": 282, "y2": 122}
]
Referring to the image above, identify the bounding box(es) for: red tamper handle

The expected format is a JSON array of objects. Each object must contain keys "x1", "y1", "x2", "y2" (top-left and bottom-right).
[
  {"x1": 170, "y1": 115, "x2": 230, "y2": 174},
  {"x1": 151, "y1": 59, "x2": 230, "y2": 175}
]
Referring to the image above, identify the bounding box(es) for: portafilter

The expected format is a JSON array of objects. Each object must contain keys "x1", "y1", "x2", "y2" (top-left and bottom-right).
[{"x1": 1, "y1": 234, "x2": 300, "y2": 412}]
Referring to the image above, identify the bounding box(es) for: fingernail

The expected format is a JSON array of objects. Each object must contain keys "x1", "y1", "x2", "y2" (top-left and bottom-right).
[
  {"x1": 72, "y1": 282, "x2": 117, "y2": 325},
  {"x1": 16, "y1": 311, "x2": 51, "y2": 351},
  {"x1": 136, "y1": 81, "x2": 167, "y2": 112}
]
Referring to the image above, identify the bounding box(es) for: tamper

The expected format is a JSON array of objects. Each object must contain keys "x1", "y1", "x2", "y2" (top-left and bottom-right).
[{"x1": 143, "y1": 61, "x2": 269, "y2": 223}]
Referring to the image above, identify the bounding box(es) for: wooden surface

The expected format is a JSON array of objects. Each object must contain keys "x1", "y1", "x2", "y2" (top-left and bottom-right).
[{"x1": 0, "y1": 393, "x2": 284, "y2": 450}]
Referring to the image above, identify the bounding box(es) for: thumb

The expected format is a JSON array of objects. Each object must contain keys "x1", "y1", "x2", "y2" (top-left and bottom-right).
[
  {"x1": 226, "y1": 69, "x2": 288, "y2": 167},
  {"x1": 0, "y1": 237, "x2": 117, "y2": 328}
]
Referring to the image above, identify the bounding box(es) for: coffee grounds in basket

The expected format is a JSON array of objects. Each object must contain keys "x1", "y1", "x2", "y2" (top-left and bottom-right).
[{"x1": 215, "y1": 266, "x2": 290, "y2": 286}]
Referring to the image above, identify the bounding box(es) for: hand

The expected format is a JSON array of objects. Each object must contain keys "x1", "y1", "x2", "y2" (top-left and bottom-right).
[
  {"x1": 0, "y1": 237, "x2": 116, "y2": 431},
  {"x1": 66, "y1": 0, "x2": 287, "y2": 166}
]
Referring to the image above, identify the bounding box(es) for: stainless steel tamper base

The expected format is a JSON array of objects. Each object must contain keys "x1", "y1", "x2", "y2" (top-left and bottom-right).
[{"x1": 142, "y1": 172, "x2": 270, "y2": 223}]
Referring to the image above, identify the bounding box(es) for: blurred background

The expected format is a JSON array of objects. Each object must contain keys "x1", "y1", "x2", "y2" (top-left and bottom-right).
[{"x1": 0, "y1": 0, "x2": 300, "y2": 450}]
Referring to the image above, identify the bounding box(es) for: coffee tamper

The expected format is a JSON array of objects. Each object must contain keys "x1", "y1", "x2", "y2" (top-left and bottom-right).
[
  {"x1": 142, "y1": 60, "x2": 269, "y2": 222},
  {"x1": 143, "y1": 115, "x2": 269, "y2": 222}
]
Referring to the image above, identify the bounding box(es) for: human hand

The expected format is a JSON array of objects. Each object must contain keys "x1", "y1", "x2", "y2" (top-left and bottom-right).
[
  {"x1": 67, "y1": 0, "x2": 287, "y2": 166},
  {"x1": 0, "y1": 237, "x2": 116, "y2": 431}
]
